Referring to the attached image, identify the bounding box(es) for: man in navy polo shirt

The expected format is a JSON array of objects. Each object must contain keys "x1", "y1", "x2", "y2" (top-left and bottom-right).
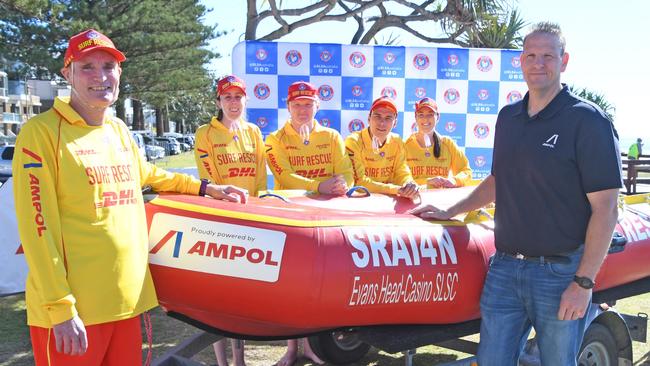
[{"x1": 410, "y1": 22, "x2": 621, "y2": 365}]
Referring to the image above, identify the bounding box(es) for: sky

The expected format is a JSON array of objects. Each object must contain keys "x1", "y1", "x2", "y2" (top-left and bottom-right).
[{"x1": 202, "y1": 0, "x2": 649, "y2": 142}]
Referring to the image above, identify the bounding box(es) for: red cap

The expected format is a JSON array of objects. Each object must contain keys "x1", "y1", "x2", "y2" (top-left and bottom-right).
[
  {"x1": 415, "y1": 97, "x2": 439, "y2": 113},
  {"x1": 287, "y1": 81, "x2": 317, "y2": 103},
  {"x1": 370, "y1": 96, "x2": 398, "y2": 114},
  {"x1": 217, "y1": 75, "x2": 246, "y2": 96},
  {"x1": 63, "y1": 29, "x2": 126, "y2": 68}
]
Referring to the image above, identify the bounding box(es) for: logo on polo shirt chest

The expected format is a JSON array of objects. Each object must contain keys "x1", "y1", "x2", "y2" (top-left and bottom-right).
[{"x1": 542, "y1": 134, "x2": 559, "y2": 148}]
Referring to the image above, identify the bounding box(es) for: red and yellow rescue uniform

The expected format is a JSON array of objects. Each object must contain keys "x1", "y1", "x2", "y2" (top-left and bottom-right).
[
  {"x1": 265, "y1": 120, "x2": 353, "y2": 191},
  {"x1": 345, "y1": 128, "x2": 413, "y2": 195},
  {"x1": 404, "y1": 133, "x2": 472, "y2": 186},
  {"x1": 12, "y1": 97, "x2": 202, "y2": 330},
  {"x1": 194, "y1": 117, "x2": 266, "y2": 196}
]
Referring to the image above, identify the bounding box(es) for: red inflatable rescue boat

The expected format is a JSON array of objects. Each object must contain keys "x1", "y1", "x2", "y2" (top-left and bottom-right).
[{"x1": 145, "y1": 188, "x2": 650, "y2": 340}]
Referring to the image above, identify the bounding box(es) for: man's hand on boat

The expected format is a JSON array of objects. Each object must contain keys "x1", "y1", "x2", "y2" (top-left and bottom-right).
[
  {"x1": 408, "y1": 203, "x2": 456, "y2": 220},
  {"x1": 206, "y1": 184, "x2": 249, "y2": 203},
  {"x1": 318, "y1": 174, "x2": 348, "y2": 196},
  {"x1": 397, "y1": 181, "x2": 420, "y2": 200}
]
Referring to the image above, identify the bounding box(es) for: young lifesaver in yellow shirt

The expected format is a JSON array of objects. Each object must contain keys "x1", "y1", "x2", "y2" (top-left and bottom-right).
[
  {"x1": 265, "y1": 81, "x2": 353, "y2": 196},
  {"x1": 345, "y1": 97, "x2": 419, "y2": 199},
  {"x1": 12, "y1": 29, "x2": 247, "y2": 366},
  {"x1": 269, "y1": 81, "x2": 352, "y2": 366},
  {"x1": 194, "y1": 74, "x2": 259, "y2": 365},
  {"x1": 405, "y1": 97, "x2": 472, "y2": 188},
  {"x1": 194, "y1": 75, "x2": 266, "y2": 197}
]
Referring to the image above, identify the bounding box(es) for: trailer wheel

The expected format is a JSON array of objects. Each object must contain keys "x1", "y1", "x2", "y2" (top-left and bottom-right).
[
  {"x1": 308, "y1": 330, "x2": 371, "y2": 365},
  {"x1": 578, "y1": 323, "x2": 618, "y2": 366}
]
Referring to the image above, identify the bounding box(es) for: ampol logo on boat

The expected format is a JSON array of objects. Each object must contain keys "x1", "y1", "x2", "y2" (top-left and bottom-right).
[{"x1": 148, "y1": 213, "x2": 286, "y2": 282}]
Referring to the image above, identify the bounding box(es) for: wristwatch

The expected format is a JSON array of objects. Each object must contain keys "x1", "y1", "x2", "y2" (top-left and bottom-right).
[
  {"x1": 198, "y1": 179, "x2": 208, "y2": 197},
  {"x1": 573, "y1": 275, "x2": 595, "y2": 289}
]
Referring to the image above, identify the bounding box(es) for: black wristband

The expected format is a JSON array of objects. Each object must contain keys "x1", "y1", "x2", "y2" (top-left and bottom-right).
[
  {"x1": 199, "y1": 179, "x2": 208, "y2": 197},
  {"x1": 573, "y1": 275, "x2": 595, "y2": 289}
]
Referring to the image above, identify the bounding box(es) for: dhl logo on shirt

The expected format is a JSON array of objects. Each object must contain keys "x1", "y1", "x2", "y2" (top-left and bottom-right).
[
  {"x1": 296, "y1": 168, "x2": 328, "y2": 179},
  {"x1": 22, "y1": 148, "x2": 43, "y2": 168},
  {"x1": 95, "y1": 189, "x2": 137, "y2": 208},
  {"x1": 227, "y1": 167, "x2": 256, "y2": 178}
]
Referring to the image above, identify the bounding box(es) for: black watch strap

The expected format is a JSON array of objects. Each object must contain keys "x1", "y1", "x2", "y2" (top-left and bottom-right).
[
  {"x1": 199, "y1": 179, "x2": 208, "y2": 197},
  {"x1": 573, "y1": 275, "x2": 595, "y2": 289}
]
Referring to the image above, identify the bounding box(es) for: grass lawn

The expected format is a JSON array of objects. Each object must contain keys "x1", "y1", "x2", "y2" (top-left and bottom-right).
[
  {"x1": 1, "y1": 293, "x2": 648, "y2": 365},
  {"x1": 150, "y1": 151, "x2": 197, "y2": 169}
]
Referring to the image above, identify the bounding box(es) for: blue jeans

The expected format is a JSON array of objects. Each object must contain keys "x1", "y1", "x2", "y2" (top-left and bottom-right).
[{"x1": 477, "y1": 247, "x2": 589, "y2": 366}]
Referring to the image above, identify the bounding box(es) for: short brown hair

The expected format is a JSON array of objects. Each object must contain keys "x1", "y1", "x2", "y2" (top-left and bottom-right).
[{"x1": 523, "y1": 22, "x2": 566, "y2": 55}]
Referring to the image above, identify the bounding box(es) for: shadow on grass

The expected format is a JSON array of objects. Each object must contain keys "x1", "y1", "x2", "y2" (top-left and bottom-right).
[{"x1": 0, "y1": 293, "x2": 32, "y2": 366}]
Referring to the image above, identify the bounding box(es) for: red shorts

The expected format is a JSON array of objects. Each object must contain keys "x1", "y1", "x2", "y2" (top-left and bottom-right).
[{"x1": 30, "y1": 316, "x2": 142, "y2": 366}]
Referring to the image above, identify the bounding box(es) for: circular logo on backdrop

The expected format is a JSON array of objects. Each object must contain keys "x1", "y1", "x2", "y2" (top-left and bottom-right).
[
  {"x1": 318, "y1": 85, "x2": 334, "y2": 101},
  {"x1": 413, "y1": 54, "x2": 430, "y2": 70},
  {"x1": 349, "y1": 52, "x2": 366, "y2": 68},
  {"x1": 381, "y1": 87, "x2": 397, "y2": 100},
  {"x1": 348, "y1": 119, "x2": 365, "y2": 132},
  {"x1": 507, "y1": 90, "x2": 523, "y2": 103},
  {"x1": 285, "y1": 50, "x2": 302, "y2": 66},
  {"x1": 444, "y1": 88, "x2": 460, "y2": 104},
  {"x1": 447, "y1": 54, "x2": 459, "y2": 66},
  {"x1": 320, "y1": 50, "x2": 332, "y2": 62},
  {"x1": 478, "y1": 89, "x2": 490, "y2": 101},
  {"x1": 474, "y1": 155, "x2": 487, "y2": 168},
  {"x1": 256, "y1": 48, "x2": 268, "y2": 61},
  {"x1": 414, "y1": 87, "x2": 426, "y2": 99},
  {"x1": 319, "y1": 118, "x2": 331, "y2": 128},
  {"x1": 256, "y1": 117, "x2": 268, "y2": 128},
  {"x1": 477, "y1": 56, "x2": 493, "y2": 72},
  {"x1": 511, "y1": 56, "x2": 521, "y2": 68},
  {"x1": 474, "y1": 123, "x2": 490, "y2": 139},
  {"x1": 445, "y1": 121, "x2": 457, "y2": 133},
  {"x1": 253, "y1": 83, "x2": 270, "y2": 100},
  {"x1": 384, "y1": 52, "x2": 396, "y2": 64},
  {"x1": 351, "y1": 85, "x2": 363, "y2": 97}
]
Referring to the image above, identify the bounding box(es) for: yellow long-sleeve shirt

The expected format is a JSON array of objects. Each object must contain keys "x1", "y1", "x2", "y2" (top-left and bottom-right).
[
  {"x1": 194, "y1": 117, "x2": 266, "y2": 196},
  {"x1": 265, "y1": 120, "x2": 353, "y2": 191},
  {"x1": 404, "y1": 133, "x2": 472, "y2": 186},
  {"x1": 345, "y1": 128, "x2": 413, "y2": 195},
  {"x1": 12, "y1": 97, "x2": 202, "y2": 328}
]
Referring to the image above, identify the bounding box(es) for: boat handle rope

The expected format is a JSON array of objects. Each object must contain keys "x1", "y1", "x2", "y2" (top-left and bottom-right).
[
  {"x1": 259, "y1": 193, "x2": 290, "y2": 203},
  {"x1": 346, "y1": 186, "x2": 371, "y2": 198}
]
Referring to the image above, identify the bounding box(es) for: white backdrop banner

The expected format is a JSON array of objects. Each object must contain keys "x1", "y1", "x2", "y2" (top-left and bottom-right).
[
  {"x1": 0, "y1": 178, "x2": 28, "y2": 295},
  {"x1": 232, "y1": 41, "x2": 528, "y2": 179}
]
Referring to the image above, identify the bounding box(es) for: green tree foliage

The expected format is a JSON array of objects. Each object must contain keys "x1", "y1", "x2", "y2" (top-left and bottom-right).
[
  {"x1": 0, "y1": 0, "x2": 223, "y2": 133},
  {"x1": 246, "y1": 0, "x2": 526, "y2": 48},
  {"x1": 569, "y1": 85, "x2": 616, "y2": 122}
]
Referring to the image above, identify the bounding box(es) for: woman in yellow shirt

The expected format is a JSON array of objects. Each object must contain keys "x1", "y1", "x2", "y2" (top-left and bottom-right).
[
  {"x1": 194, "y1": 75, "x2": 265, "y2": 366},
  {"x1": 194, "y1": 75, "x2": 267, "y2": 196},
  {"x1": 404, "y1": 97, "x2": 472, "y2": 188}
]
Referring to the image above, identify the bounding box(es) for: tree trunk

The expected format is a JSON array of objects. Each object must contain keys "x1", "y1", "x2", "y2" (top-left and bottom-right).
[
  {"x1": 132, "y1": 99, "x2": 144, "y2": 131},
  {"x1": 178, "y1": 118, "x2": 184, "y2": 134},
  {"x1": 162, "y1": 106, "x2": 170, "y2": 133},
  {"x1": 155, "y1": 108, "x2": 164, "y2": 136},
  {"x1": 115, "y1": 98, "x2": 126, "y2": 124}
]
